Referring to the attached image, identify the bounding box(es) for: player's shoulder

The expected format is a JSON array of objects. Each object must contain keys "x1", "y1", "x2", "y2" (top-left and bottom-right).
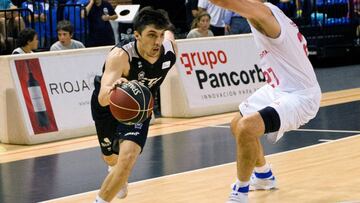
[{"x1": 107, "y1": 47, "x2": 129, "y2": 62}]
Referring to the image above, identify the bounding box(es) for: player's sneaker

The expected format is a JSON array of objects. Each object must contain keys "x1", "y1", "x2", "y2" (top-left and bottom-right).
[
  {"x1": 249, "y1": 170, "x2": 276, "y2": 191},
  {"x1": 226, "y1": 182, "x2": 249, "y2": 203},
  {"x1": 116, "y1": 182, "x2": 128, "y2": 199}
]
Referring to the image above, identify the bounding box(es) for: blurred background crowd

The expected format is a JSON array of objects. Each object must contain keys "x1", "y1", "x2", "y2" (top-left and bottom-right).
[{"x1": 0, "y1": 0, "x2": 359, "y2": 58}]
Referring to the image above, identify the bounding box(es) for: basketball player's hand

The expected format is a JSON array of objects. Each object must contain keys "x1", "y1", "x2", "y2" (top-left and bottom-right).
[{"x1": 109, "y1": 78, "x2": 129, "y2": 94}]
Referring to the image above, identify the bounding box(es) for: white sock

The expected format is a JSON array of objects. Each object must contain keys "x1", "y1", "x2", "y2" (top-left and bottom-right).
[
  {"x1": 108, "y1": 166, "x2": 112, "y2": 172},
  {"x1": 254, "y1": 163, "x2": 271, "y2": 173},
  {"x1": 236, "y1": 179, "x2": 250, "y2": 187},
  {"x1": 233, "y1": 179, "x2": 250, "y2": 194},
  {"x1": 94, "y1": 195, "x2": 109, "y2": 203}
]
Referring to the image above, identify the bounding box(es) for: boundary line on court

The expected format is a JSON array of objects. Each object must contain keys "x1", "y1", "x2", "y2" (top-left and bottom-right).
[
  {"x1": 208, "y1": 125, "x2": 360, "y2": 134},
  {"x1": 40, "y1": 134, "x2": 360, "y2": 203}
]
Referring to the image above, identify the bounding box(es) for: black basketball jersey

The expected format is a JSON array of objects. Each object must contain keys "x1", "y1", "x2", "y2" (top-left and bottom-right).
[{"x1": 116, "y1": 40, "x2": 177, "y2": 96}]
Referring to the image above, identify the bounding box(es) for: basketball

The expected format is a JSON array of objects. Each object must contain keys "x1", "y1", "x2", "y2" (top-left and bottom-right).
[{"x1": 109, "y1": 80, "x2": 154, "y2": 125}]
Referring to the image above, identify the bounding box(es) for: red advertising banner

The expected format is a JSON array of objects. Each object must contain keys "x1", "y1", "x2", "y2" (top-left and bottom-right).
[{"x1": 15, "y1": 59, "x2": 58, "y2": 134}]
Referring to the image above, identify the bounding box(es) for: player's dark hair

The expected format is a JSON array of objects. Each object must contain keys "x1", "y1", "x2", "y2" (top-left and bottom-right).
[
  {"x1": 133, "y1": 7, "x2": 172, "y2": 34},
  {"x1": 17, "y1": 28, "x2": 37, "y2": 47}
]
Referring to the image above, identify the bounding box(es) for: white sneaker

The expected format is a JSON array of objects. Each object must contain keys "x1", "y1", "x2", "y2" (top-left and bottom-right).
[
  {"x1": 116, "y1": 182, "x2": 128, "y2": 199},
  {"x1": 249, "y1": 172, "x2": 276, "y2": 191},
  {"x1": 226, "y1": 182, "x2": 249, "y2": 203},
  {"x1": 226, "y1": 191, "x2": 248, "y2": 203}
]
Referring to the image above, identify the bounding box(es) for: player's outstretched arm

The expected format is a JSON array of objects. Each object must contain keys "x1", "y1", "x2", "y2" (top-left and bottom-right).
[
  {"x1": 98, "y1": 48, "x2": 129, "y2": 106},
  {"x1": 210, "y1": 0, "x2": 280, "y2": 38}
]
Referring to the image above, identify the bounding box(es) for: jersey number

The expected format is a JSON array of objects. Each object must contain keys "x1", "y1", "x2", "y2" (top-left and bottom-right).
[
  {"x1": 297, "y1": 32, "x2": 308, "y2": 56},
  {"x1": 263, "y1": 67, "x2": 279, "y2": 88}
]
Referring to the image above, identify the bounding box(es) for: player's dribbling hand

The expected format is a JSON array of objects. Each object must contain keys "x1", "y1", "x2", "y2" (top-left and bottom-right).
[{"x1": 108, "y1": 78, "x2": 129, "y2": 94}]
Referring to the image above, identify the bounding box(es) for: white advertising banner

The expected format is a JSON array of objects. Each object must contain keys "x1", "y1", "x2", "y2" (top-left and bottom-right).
[
  {"x1": 9, "y1": 50, "x2": 107, "y2": 136},
  {"x1": 176, "y1": 35, "x2": 266, "y2": 109}
]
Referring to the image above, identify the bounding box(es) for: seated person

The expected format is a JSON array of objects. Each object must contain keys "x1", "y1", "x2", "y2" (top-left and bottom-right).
[
  {"x1": 1, "y1": 0, "x2": 25, "y2": 48},
  {"x1": 63, "y1": 0, "x2": 89, "y2": 40},
  {"x1": 21, "y1": 0, "x2": 57, "y2": 47},
  {"x1": 50, "y1": 20, "x2": 85, "y2": 51},
  {"x1": 12, "y1": 28, "x2": 38, "y2": 54},
  {"x1": 186, "y1": 11, "x2": 214, "y2": 38}
]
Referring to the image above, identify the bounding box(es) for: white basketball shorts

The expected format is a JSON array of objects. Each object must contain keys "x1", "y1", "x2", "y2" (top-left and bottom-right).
[{"x1": 239, "y1": 84, "x2": 321, "y2": 143}]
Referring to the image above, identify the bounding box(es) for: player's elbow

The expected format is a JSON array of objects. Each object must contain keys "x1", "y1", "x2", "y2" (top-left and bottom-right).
[{"x1": 98, "y1": 91, "x2": 110, "y2": 107}]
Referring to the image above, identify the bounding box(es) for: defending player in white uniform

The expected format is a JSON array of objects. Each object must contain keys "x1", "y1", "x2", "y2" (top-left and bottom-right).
[{"x1": 209, "y1": 0, "x2": 321, "y2": 202}]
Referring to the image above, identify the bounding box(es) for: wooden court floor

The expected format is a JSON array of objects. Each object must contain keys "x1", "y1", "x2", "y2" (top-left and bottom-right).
[{"x1": 1, "y1": 87, "x2": 360, "y2": 203}]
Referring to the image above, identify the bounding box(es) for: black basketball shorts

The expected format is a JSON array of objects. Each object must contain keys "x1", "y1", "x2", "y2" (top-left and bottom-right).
[{"x1": 91, "y1": 76, "x2": 150, "y2": 156}]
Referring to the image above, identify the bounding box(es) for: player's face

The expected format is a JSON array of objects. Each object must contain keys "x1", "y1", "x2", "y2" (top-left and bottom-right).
[
  {"x1": 135, "y1": 25, "x2": 165, "y2": 58},
  {"x1": 57, "y1": 30, "x2": 72, "y2": 46}
]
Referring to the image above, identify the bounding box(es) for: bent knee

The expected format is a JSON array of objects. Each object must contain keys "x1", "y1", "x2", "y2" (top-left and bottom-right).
[
  {"x1": 233, "y1": 117, "x2": 259, "y2": 143},
  {"x1": 230, "y1": 113, "x2": 242, "y2": 136}
]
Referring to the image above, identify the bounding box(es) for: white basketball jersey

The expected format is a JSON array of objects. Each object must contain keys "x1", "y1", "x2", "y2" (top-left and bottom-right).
[{"x1": 249, "y1": 3, "x2": 320, "y2": 92}]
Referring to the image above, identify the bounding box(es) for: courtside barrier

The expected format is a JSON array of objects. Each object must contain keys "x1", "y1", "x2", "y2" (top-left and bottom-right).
[
  {"x1": 0, "y1": 47, "x2": 110, "y2": 144},
  {"x1": 161, "y1": 34, "x2": 265, "y2": 117},
  {"x1": 0, "y1": 34, "x2": 265, "y2": 144}
]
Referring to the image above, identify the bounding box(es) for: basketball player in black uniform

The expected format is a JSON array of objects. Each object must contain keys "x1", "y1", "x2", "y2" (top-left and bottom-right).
[{"x1": 90, "y1": 7, "x2": 177, "y2": 203}]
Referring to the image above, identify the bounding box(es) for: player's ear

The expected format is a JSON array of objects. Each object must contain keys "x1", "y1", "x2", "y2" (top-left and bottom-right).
[{"x1": 134, "y1": 31, "x2": 140, "y2": 40}]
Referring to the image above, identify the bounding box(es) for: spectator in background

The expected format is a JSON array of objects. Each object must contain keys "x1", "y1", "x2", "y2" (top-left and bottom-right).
[
  {"x1": 21, "y1": 0, "x2": 57, "y2": 47},
  {"x1": 45, "y1": 0, "x2": 57, "y2": 42},
  {"x1": 198, "y1": 0, "x2": 226, "y2": 36},
  {"x1": 0, "y1": 0, "x2": 25, "y2": 38},
  {"x1": 56, "y1": 0, "x2": 67, "y2": 21},
  {"x1": 224, "y1": 10, "x2": 251, "y2": 35},
  {"x1": 50, "y1": 20, "x2": 85, "y2": 51},
  {"x1": 63, "y1": 0, "x2": 88, "y2": 41},
  {"x1": 85, "y1": 0, "x2": 117, "y2": 47},
  {"x1": 354, "y1": 0, "x2": 360, "y2": 44},
  {"x1": 277, "y1": 0, "x2": 297, "y2": 18},
  {"x1": 12, "y1": 27, "x2": 38, "y2": 54},
  {"x1": 185, "y1": 0, "x2": 199, "y2": 31},
  {"x1": 187, "y1": 11, "x2": 214, "y2": 38}
]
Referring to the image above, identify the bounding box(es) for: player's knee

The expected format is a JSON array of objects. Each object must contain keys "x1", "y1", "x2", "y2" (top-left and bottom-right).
[
  {"x1": 230, "y1": 113, "x2": 242, "y2": 137},
  {"x1": 235, "y1": 118, "x2": 256, "y2": 143},
  {"x1": 230, "y1": 117, "x2": 239, "y2": 137},
  {"x1": 103, "y1": 154, "x2": 117, "y2": 166},
  {"x1": 118, "y1": 149, "x2": 138, "y2": 170}
]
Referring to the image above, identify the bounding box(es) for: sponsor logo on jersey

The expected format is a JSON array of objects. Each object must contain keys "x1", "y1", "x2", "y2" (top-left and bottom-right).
[
  {"x1": 162, "y1": 61, "x2": 171, "y2": 69},
  {"x1": 101, "y1": 138, "x2": 111, "y2": 147},
  {"x1": 135, "y1": 123, "x2": 143, "y2": 129},
  {"x1": 138, "y1": 71, "x2": 145, "y2": 80},
  {"x1": 124, "y1": 132, "x2": 140, "y2": 137},
  {"x1": 139, "y1": 77, "x2": 163, "y2": 89}
]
